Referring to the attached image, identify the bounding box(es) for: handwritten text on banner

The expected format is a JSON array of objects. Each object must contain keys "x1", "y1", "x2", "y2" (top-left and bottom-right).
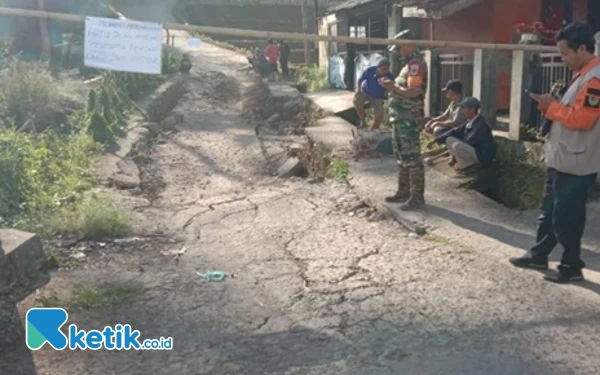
[{"x1": 84, "y1": 17, "x2": 163, "y2": 75}]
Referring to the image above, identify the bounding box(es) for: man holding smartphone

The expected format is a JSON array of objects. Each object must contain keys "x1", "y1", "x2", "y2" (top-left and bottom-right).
[{"x1": 510, "y1": 22, "x2": 600, "y2": 283}]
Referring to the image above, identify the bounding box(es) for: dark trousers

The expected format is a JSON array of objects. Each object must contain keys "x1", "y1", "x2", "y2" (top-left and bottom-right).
[
  {"x1": 530, "y1": 168, "x2": 597, "y2": 271},
  {"x1": 280, "y1": 58, "x2": 289, "y2": 78}
]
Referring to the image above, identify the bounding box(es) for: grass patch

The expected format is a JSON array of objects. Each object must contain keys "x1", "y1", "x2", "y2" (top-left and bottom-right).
[
  {"x1": 34, "y1": 282, "x2": 143, "y2": 310},
  {"x1": 493, "y1": 143, "x2": 546, "y2": 210},
  {"x1": 49, "y1": 194, "x2": 131, "y2": 240},
  {"x1": 295, "y1": 65, "x2": 329, "y2": 93},
  {"x1": 70, "y1": 282, "x2": 142, "y2": 309},
  {"x1": 35, "y1": 292, "x2": 61, "y2": 308},
  {"x1": 0, "y1": 56, "x2": 174, "y2": 234},
  {"x1": 44, "y1": 250, "x2": 61, "y2": 270},
  {"x1": 425, "y1": 234, "x2": 452, "y2": 245}
]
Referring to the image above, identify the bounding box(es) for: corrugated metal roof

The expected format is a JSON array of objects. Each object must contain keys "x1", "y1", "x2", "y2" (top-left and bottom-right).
[
  {"x1": 398, "y1": 0, "x2": 459, "y2": 10},
  {"x1": 327, "y1": 0, "x2": 382, "y2": 13}
]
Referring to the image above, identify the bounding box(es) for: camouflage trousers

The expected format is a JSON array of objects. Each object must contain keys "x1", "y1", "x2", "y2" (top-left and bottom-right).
[{"x1": 389, "y1": 102, "x2": 422, "y2": 168}]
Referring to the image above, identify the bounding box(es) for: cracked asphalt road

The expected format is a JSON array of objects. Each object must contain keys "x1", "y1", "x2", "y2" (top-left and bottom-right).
[{"x1": 5, "y1": 35, "x2": 600, "y2": 375}]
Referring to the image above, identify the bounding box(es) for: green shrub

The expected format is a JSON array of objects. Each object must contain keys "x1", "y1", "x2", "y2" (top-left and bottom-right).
[
  {"x1": 0, "y1": 129, "x2": 99, "y2": 222},
  {"x1": 0, "y1": 59, "x2": 59, "y2": 126},
  {"x1": 70, "y1": 282, "x2": 142, "y2": 309},
  {"x1": 50, "y1": 194, "x2": 130, "y2": 240},
  {"x1": 296, "y1": 65, "x2": 329, "y2": 92},
  {"x1": 494, "y1": 144, "x2": 546, "y2": 210},
  {"x1": 0, "y1": 141, "x2": 23, "y2": 218}
]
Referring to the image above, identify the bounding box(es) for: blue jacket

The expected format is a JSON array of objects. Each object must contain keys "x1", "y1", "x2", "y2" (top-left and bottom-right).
[
  {"x1": 436, "y1": 115, "x2": 497, "y2": 167},
  {"x1": 359, "y1": 66, "x2": 394, "y2": 99}
]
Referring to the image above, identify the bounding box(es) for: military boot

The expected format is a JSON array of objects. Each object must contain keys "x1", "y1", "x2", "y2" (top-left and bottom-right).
[
  {"x1": 400, "y1": 164, "x2": 425, "y2": 211},
  {"x1": 385, "y1": 165, "x2": 410, "y2": 203}
]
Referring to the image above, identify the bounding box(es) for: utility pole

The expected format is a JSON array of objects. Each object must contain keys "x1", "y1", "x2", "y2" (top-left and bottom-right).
[
  {"x1": 37, "y1": 0, "x2": 52, "y2": 60},
  {"x1": 313, "y1": 0, "x2": 319, "y2": 64},
  {"x1": 301, "y1": 0, "x2": 311, "y2": 64}
]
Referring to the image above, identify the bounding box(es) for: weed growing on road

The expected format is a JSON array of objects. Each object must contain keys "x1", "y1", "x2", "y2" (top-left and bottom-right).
[
  {"x1": 328, "y1": 158, "x2": 349, "y2": 182},
  {"x1": 70, "y1": 282, "x2": 143, "y2": 309},
  {"x1": 456, "y1": 243, "x2": 476, "y2": 254},
  {"x1": 35, "y1": 292, "x2": 61, "y2": 309},
  {"x1": 425, "y1": 234, "x2": 452, "y2": 245},
  {"x1": 301, "y1": 142, "x2": 350, "y2": 182},
  {"x1": 44, "y1": 250, "x2": 61, "y2": 270},
  {"x1": 49, "y1": 194, "x2": 131, "y2": 241}
]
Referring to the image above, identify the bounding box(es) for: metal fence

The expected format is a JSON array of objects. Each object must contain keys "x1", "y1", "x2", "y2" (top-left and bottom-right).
[
  {"x1": 438, "y1": 53, "x2": 474, "y2": 113},
  {"x1": 535, "y1": 52, "x2": 571, "y2": 126}
]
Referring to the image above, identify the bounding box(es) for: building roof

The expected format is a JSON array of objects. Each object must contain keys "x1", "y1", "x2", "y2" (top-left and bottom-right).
[
  {"x1": 327, "y1": 0, "x2": 382, "y2": 13},
  {"x1": 400, "y1": 0, "x2": 481, "y2": 19},
  {"x1": 398, "y1": 0, "x2": 454, "y2": 10}
]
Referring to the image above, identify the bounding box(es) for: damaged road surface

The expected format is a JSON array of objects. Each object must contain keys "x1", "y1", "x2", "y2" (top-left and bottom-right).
[{"x1": 5, "y1": 36, "x2": 600, "y2": 375}]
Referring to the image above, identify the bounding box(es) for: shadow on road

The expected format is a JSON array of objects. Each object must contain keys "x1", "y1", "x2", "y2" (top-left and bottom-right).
[
  {"x1": 429, "y1": 205, "x2": 600, "y2": 295},
  {"x1": 0, "y1": 269, "x2": 50, "y2": 375}
]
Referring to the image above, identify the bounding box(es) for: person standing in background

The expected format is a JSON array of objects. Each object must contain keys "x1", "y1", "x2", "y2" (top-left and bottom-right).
[
  {"x1": 265, "y1": 39, "x2": 279, "y2": 81},
  {"x1": 510, "y1": 22, "x2": 600, "y2": 283},
  {"x1": 278, "y1": 40, "x2": 291, "y2": 79},
  {"x1": 378, "y1": 30, "x2": 428, "y2": 211}
]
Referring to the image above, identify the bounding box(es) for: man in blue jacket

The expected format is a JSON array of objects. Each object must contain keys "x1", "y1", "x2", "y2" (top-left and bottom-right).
[
  {"x1": 428, "y1": 97, "x2": 496, "y2": 173},
  {"x1": 354, "y1": 59, "x2": 395, "y2": 130}
]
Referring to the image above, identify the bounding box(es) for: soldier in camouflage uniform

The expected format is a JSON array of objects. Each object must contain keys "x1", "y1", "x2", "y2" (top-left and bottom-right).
[{"x1": 379, "y1": 30, "x2": 428, "y2": 211}]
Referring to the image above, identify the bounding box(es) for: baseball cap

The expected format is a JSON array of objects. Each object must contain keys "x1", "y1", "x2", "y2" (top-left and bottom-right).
[
  {"x1": 442, "y1": 80, "x2": 463, "y2": 94},
  {"x1": 456, "y1": 97, "x2": 481, "y2": 109},
  {"x1": 377, "y1": 58, "x2": 391, "y2": 67}
]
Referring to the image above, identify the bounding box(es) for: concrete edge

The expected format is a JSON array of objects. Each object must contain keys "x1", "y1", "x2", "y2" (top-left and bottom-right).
[{"x1": 0, "y1": 229, "x2": 46, "y2": 288}]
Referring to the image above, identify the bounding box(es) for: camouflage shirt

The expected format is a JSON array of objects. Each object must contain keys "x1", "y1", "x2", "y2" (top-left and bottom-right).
[{"x1": 391, "y1": 51, "x2": 427, "y2": 117}]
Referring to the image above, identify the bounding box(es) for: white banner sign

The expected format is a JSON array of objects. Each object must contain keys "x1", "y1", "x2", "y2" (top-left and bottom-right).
[{"x1": 84, "y1": 17, "x2": 163, "y2": 75}]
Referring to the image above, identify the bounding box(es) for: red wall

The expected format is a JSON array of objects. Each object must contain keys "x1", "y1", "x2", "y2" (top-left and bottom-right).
[
  {"x1": 491, "y1": 0, "x2": 542, "y2": 43},
  {"x1": 421, "y1": 0, "x2": 494, "y2": 43}
]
